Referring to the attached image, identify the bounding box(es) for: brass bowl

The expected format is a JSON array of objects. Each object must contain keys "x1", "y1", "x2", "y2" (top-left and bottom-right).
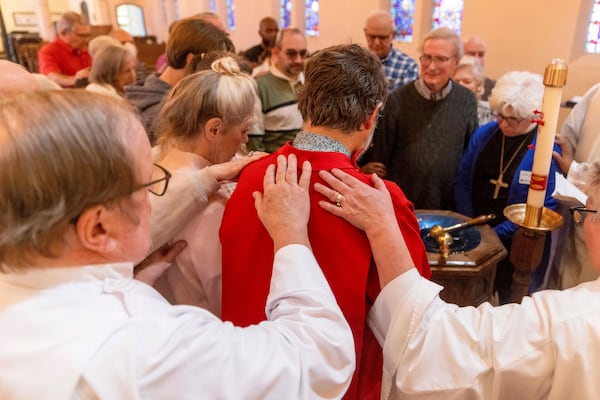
[{"x1": 503, "y1": 203, "x2": 564, "y2": 232}]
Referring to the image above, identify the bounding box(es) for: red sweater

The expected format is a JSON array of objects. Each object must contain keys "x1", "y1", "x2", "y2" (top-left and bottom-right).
[{"x1": 220, "y1": 143, "x2": 431, "y2": 399}]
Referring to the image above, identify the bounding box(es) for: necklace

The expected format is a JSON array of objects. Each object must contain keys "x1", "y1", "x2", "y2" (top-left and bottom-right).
[{"x1": 489, "y1": 133, "x2": 530, "y2": 199}]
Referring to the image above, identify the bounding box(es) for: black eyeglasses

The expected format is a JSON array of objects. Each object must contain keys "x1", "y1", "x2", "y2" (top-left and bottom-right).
[
  {"x1": 419, "y1": 54, "x2": 453, "y2": 66},
  {"x1": 283, "y1": 49, "x2": 309, "y2": 59},
  {"x1": 365, "y1": 33, "x2": 392, "y2": 42},
  {"x1": 70, "y1": 164, "x2": 171, "y2": 225},
  {"x1": 141, "y1": 163, "x2": 171, "y2": 196},
  {"x1": 496, "y1": 113, "x2": 525, "y2": 127},
  {"x1": 570, "y1": 206, "x2": 598, "y2": 227}
]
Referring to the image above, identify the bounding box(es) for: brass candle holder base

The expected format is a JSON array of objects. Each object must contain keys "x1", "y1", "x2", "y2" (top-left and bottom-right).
[{"x1": 503, "y1": 204, "x2": 563, "y2": 303}]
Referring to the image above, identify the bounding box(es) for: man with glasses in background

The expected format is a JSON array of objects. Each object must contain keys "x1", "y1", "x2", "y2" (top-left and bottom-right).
[
  {"x1": 364, "y1": 9, "x2": 418, "y2": 93},
  {"x1": 38, "y1": 11, "x2": 92, "y2": 88},
  {"x1": 360, "y1": 27, "x2": 478, "y2": 210},
  {"x1": 252, "y1": 27, "x2": 307, "y2": 153}
]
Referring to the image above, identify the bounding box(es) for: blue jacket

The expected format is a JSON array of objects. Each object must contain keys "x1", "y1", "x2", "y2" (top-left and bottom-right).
[{"x1": 454, "y1": 122, "x2": 561, "y2": 241}]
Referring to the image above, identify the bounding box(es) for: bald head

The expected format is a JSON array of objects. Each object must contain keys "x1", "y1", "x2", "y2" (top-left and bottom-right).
[
  {"x1": 110, "y1": 28, "x2": 134, "y2": 44},
  {"x1": 0, "y1": 61, "x2": 39, "y2": 94},
  {"x1": 364, "y1": 10, "x2": 396, "y2": 58},
  {"x1": 463, "y1": 36, "x2": 487, "y2": 66}
]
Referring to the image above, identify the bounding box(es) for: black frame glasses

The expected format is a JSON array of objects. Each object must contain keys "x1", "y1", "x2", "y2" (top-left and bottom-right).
[
  {"x1": 141, "y1": 163, "x2": 172, "y2": 196},
  {"x1": 570, "y1": 206, "x2": 598, "y2": 227},
  {"x1": 419, "y1": 54, "x2": 452, "y2": 66},
  {"x1": 496, "y1": 113, "x2": 525, "y2": 127}
]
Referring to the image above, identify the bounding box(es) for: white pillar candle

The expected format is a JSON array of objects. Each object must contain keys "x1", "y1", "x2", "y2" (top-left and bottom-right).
[{"x1": 525, "y1": 59, "x2": 567, "y2": 226}]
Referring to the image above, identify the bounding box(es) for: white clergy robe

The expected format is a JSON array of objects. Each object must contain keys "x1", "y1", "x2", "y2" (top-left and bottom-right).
[
  {"x1": 369, "y1": 269, "x2": 600, "y2": 399},
  {"x1": 0, "y1": 245, "x2": 354, "y2": 399}
]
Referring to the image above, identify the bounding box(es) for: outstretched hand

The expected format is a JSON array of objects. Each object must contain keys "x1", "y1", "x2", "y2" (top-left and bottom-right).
[
  {"x1": 208, "y1": 151, "x2": 268, "y2": 182},
  {"x1": 254, "y1": 154, "x2": 312, "y2": 251},
  {"x1": 314, "y1": 169, "x2": 395, "y2": 234},
  {"x1": 134, "y1": 240, "x2": 187, "y2": 285},
  {"x1": 315, "y1": 169, "x2": 416, "y2": 287}
]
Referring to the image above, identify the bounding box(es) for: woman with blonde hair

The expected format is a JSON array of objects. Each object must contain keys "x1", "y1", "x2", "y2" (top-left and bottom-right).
[{"x1": 152, "y1": 56, "x2": 259, "y2": 315}]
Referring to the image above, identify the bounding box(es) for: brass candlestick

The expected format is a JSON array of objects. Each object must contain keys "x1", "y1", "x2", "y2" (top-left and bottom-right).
[{"x1": 504, "y1": 204, "x2": 563, "y2": 302}]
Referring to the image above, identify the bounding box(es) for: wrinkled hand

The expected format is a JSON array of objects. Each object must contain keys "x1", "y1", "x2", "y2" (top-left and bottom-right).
[
  {"x1": 553, "y1": 133, "x2": 574, "y2": 175},
  {"x1": 208, "y1": 152, "x2": 268, "y2": 182},
  {"x1": 360, "y1": 161, "x2": 387, "y2": 177},
  {"x1": 254, "y1": 154, "x2": 312, "y2": 251},
  {"x1": 314, "y1": 169, "x2": 395, "y2": 234},
  {"x1": 134, "y1": 240, "x2": 187, "y2": 285}
]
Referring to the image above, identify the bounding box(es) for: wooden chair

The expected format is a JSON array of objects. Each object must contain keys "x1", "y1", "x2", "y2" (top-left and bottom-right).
[
  {"x1": 15, "y1": 41, "x2": 46, "y2": 73},
  {"x1": 7, "y1": 32, "x2": 44, "y2": 73}
]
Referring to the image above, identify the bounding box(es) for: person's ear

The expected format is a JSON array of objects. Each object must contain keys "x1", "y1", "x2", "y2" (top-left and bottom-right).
[
  {"x1": 203, "y1": 117, "x2": 223, "y2": 141},
  {"x1": 184, "y1": 52, "x2": 195, "y2": 67},
  {"x1": 362, "y1": 102, "x2": 384, "y2": 131},
  {"x1": 74, "y1": 205, "x2": 120, "y2": 254}
]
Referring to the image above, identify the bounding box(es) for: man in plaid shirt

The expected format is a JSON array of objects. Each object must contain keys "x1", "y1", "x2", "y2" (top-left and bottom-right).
[{"x1": 364, "y1": 10, "x2": 418, "y2": 92}]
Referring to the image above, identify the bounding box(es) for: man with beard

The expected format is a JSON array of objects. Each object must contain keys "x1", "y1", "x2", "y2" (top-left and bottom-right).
[
  {"x1": 243, "y1": 17, "x2": 279, "y2": 67},
  {"x1": 220, "y1": 44, "x2": 431, "y2": 400},
  {"x1": 253, "y1": 27, "x2": 307, "y2": 153}
]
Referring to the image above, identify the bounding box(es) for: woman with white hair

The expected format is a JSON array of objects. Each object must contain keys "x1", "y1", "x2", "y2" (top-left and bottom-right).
[
  {"x1": 453, "y1": 55, "x2": 495, "y2": 125},
  {"x1": 454, "y1": 71, "x2": 562, "y2": 303}
]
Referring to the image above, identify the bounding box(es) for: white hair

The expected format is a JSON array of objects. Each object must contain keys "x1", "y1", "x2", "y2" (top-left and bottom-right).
[{"x1": 488, "y1": 71, "x2": 543, "y2": 118}]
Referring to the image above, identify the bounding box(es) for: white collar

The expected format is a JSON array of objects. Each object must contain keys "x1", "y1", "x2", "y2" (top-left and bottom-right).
[{"x1": 0, "y1": 262, "x2": 134, "y2": 289}]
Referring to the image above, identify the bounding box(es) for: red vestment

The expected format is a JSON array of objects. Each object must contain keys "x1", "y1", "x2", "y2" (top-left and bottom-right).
[{"x1": 220, "y1": 143, "x2": 431, "y2": 399}]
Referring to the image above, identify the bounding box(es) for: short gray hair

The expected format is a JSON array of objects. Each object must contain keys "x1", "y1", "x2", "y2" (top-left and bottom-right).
[
  {"x1": 56, "y1": 11, "x2": 88, "y2": 34},
  {"x1": 0, "y1": 91, "x2": 138, "y2": 269},
  {"x1": 275, "y1": 27, "x2": 305, "y2": 48},
  {"x1": 421, "y1": 27, "x2": 463, "y2": 59}
]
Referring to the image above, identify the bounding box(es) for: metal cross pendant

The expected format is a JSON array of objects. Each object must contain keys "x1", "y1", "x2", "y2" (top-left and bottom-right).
[{"x1": 490, "y1": 174, "x2": 509, "y2": 199}]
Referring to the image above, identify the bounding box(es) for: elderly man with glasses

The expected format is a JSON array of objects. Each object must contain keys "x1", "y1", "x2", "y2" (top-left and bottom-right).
[
  {"x1": 0, "y1": 90, "x2": 355, "y2": 399},
  {"x1": 251, "y1": 27, "x2": 308, "y2": 153},
  {"x1": 363, "y1": 9, "x2": 418, "y2": 92},
  {"x1": 360, "y1": 27, "x2": 478, "y2": 211},
  {"x1": 38, "y1": 11, "x2": 92, "y2": 88}
]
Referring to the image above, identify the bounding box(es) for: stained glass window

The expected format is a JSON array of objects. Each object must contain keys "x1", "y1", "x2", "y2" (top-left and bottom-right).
[
  {"x1": 280, "y1": 0, "x2": 292, "y2": 28},
  {"x1": 391, "y1": 0, "x2": 416, "y2": 42},
  {"x1": 586, "y1": 1, "x2": 600, "y2": 53},
  {"x1": 209, "y1": 0, "x2": 216, "y2": 13},
  {"x1": 432, "y1": 0, "x2": 464, "y2": 35},
  {"x1": 226, "y1": 0, "x2": 235, "y2": 30},
  {"x1": 305, "y1": 0, "x2": 319, "y2": 36}
]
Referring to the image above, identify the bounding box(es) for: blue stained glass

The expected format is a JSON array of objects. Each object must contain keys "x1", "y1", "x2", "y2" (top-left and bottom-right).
[
  {"x1": 280, "y1": 0, "x2": 292, "y2": 28},
  {"x1": 305, "y1": 0, "x2": 319, "y2": 36},
  {"x1": 209, "y1": 0, "x2": 216, "y2": 13},
  {"x1": 391, "y1": 0, "x2": 416, "y2": 42},
  {"x1": 226, "y1": 0, "x2": 235, "y2": 30},
  {"x1": 432, "y1": 0, "x2": 464, "y2": 35},
  {"x1": 585, "y1": 2, "x2": 600, "y2": 53}
]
